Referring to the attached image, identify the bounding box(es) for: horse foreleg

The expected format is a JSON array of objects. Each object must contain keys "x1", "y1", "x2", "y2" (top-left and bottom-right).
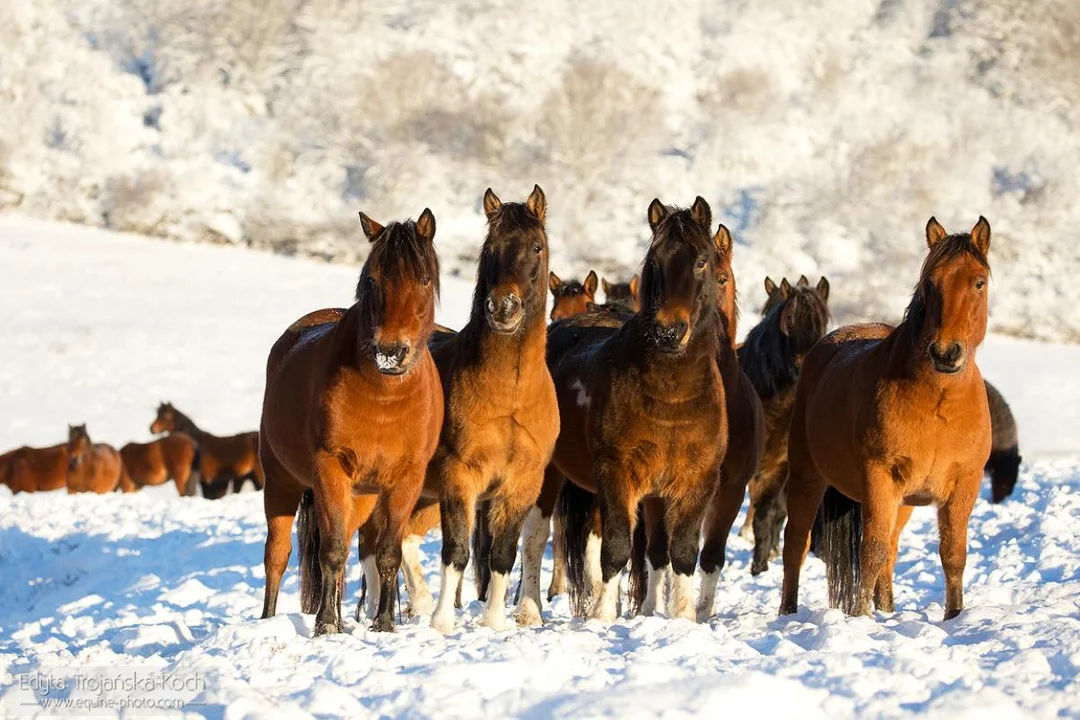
[
  {"x1": 874, "y1": 504, "x2": 913, "y2": 613},
  {"x1": 371, "y1": 476, "x2": 421, "y2": 633},
  {"x1": 666, "y1": 489, "x2": 710, "y2": 622},
  {"x1": 482, "y1": 488, "x2": 535, "y2": 630},
  {"x1": 640, "y1": 497, "x2": 669, "y2": 617},
  {"x1": 697, "y1": 470, "x2": 748, "y2": 621},
  {"x1": 590, "y1": 469, "x2": 638, "y2": 623},
  {"x1": 779, "y1": 469, "x2": 826, "y2": 616},
  {"x1": 516, "y1": 505, "x2": 549, "y2": 627},
  {"x1": 311, "y1": 453, "x2": 352, "y2": 635},
  {"x1": 855, "y1": 479, "x2": 898, "y2": 617},
  {"x1": 431, "y1": 469, "x2": 478, "y2": 634},
  {"x1": 938, "y1": 472, "x2": 980, "y2": 620}
]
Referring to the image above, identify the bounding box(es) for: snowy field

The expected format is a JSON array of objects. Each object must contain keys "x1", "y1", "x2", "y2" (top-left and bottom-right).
[{"x1": 1, "y1": 217, "x2": 1078, "y2": 717}]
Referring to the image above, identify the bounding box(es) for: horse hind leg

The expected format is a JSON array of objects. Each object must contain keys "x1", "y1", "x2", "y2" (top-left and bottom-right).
[
  {"x1": 697, "y1": 469, "x2": 748, "y2": 621},
  {"x1": 779, "y1": 453, "x2": 827, "y2": 616},
  {"x1": 260, "y1": 456, "x2": 303, "y2": 620},
  {"x1": 515, "y1": 504, "x2": 549, "y2": 627}
]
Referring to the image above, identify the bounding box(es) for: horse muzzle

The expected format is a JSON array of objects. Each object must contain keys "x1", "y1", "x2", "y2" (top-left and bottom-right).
[
  {"x1": 373, "y1": 343, "x2": 411, "y2": 376},
  {"x1": 485, "y1": 292, "x2": 524, "y2": 334},
  {"x1": 651, "y1": 318, "x2": 690, "y2": 354},
  {"x1": 928, "y1": 341, "x2": 965, "y2": 374}
]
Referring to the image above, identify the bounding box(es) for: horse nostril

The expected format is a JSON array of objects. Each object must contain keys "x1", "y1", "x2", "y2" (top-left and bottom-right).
[
  {"x1": 486, "y1": 296, "x2": 497, "y2": 315},
  {"x1": 674, "y1": 320, "x2": 689, "y2": 341}
]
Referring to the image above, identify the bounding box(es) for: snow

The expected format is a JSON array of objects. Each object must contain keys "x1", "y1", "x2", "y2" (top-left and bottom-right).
[{"x1": 1, "y1": 218, "x2": 1079, "y2": 717}]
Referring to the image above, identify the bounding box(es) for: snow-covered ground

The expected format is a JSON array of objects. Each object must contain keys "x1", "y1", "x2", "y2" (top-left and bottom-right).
[{"x1": 1, "y1": 218, "x2": 1078, "y2": 717}]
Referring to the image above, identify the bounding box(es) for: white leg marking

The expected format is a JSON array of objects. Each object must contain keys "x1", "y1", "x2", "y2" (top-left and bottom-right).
[
  {"x1": 431, "y1": 563, "x2": 461, "y2": 633},
  {"x1": 401, "y1": 535, "x2": 433, "y2": 617},
  {"x1": 667, "y1": 572, "x2": 697, "y2": 621},
  {"x1": 481, "y1": 571, "x2": 512, "y2": 630},
  {"x1": 696, "y1": 567, "x2": 720, "y2": 622},
  {"x1": 640, "y1": 559, "x2": 669, "y2": 616},
  {"x1": 548, "y1": 511, "x2": 567, "y2": 599},
  {"x1": 515, "y1": 507, "x2": 546, "y2": 626},
  {"x1": 589, "y1": 574, "x2": 621, "y2": 622},
  {"x1": 362, "y1": 555, "x2": 380, "y2": 619},
  {"x1": 584, "y1": 530, "x2": 603, "y2": 606}
]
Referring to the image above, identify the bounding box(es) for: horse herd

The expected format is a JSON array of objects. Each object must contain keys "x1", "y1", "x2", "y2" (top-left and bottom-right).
[{"x1": 247, "y1": 185, "x2": 1022, "y2": 635}]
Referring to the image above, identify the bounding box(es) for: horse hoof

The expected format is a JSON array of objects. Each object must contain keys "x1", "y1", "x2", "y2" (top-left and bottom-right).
[
  {"x1": 750, "y1": 562, "x2": 767, "y2": 576},
  {"x1": 407, "y1": 594, "x2": 434, "y2": 618},
  {"x1": 431, "y1": 612, "x2": 455, "y2": 634},
  {"x1": 480, "y1": 609, "x2": 511, "y2": 631},
  {"x1": 369, "y1": 618, "x2": 396, "y2": 633},
  {"x1": 514, "y1": 599, "x2": 543, "y2": 627},
  {"x1": 313, "y1": 619, "x2": 342, "y2": 636},
  {"x1": 943, "y1": 607, "x2": 962, "y2": 621},
  {"x1": 778, "y1": 602, "x2": 797, "y2": 616},
  {"x1": 695, "y1": 604, "x2": 713, "y2": 623}
]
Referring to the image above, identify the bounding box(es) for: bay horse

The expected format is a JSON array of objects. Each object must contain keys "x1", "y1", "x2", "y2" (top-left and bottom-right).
[
  {"x1": 0, "y1": 443, "x2": 69, "y2": 493},
  {"x1": 550, "y1": 270, "x2": 598, "y2": 320},
  {"x1": 984, "y1": 380, "x2": 1021, "y2": 503},
  {"x1": 259, "y1": 208, "x2": 443, "y2": 634},
  {"x1": 601, "y1": 276, "x2": 640, "y2": 313},
  {"x1": 737, "y1": 276, "x2": 831, "y2": 574},
  {"x1": 553, "y1": 197, "x2": 727, "y2": 622},
  {"x1": 66, "y1": 424, "x2": 131, "y2": 493},
  {"x1": 151, "y1": 403, "x2": 262, "y2": 498},
  {"x1": 120, "y1": 433, "x2": 200, "y2": 495},
  {"x1": 424, "y1": 185, "x2": 558, "y2": 634},
  {"x1": 782, "y1": 217, "x2": 993, "y2": 620}
]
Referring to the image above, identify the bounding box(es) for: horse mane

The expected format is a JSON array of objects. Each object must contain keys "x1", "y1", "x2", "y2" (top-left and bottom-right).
[
  {"x1": 902, "y1": 233, "x2": 990, "y2": 335},
  {"x1": 354, "y1": 220, "x2": 441, "y2": 303},
  {"x1": 738, "y1": 287, "x2": 829, "y2": 399}
]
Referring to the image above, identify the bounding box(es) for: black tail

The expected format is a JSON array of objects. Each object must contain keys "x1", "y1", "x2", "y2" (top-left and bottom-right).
[
  {"x1": 471, "y1": 500, "x2": 493, "y2": 602},
  {"x1": 818, "y1": 486, "x2": 862, "y2": 614},
  {"x1": 986, "y1": 445, "x2": 1021, "y2": 504},
  {"x1": 560, "y1": 481, "x2": 597, "y2": 618},
  {"x1": 297, "y1": 489, "x2": 321, "y2": 615},
  {"x1": 627, "y1": 502, "x2": 647, "y2": 616}
]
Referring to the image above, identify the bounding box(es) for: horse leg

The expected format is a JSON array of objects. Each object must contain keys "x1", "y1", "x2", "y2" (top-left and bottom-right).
[
  {"x1": 371, "y1": 475, "x2": 422, "y2": 633},
  {"x1": 479, "y1": 486, "x2": 536, "y2": 630},
  {"x1": 779, "y1": 462, "x2": 826, "y2": 616},
  {"x1": 516, "y1": 504, "x2": 549, "y2": 627},
  {"x1": 311, "y1": 452, "x2": 353, "y2": 635},
  {"x1": 355, "y1": 509, "x2": 382, "y2": 620},
  {"x1": 590, "y1": 468, "x2": 638, "y2": 623},
  {"x1": 874, "y1": 505, "x2": 913, "y2": 613},
  {"x1": 697, "y1": 469, "x2": 748, "y2": 621},
  {"x1": 751, "y1": 465, "x2": 785, "y2": 575},
  {"x1": 938, "y1": 472, "x2": 980, "y2": 620},
  {"x1": 639, "y1": 497, "x2": 669, "y2": 617},
  {"x1": 401, "y1": 533, "x2": 432, "y2": 617},
  {"x1": 431, "y1": 466, "x2": 478, "y2": 634},
  {"x1": 854, "y1": 480, "x2": 898, "y2": 616},
  {"x1": 666, "y1": 488, "x2": 711, "y2": 622},
  {"x1": 738, "y1": 474, "x2": 761, "y2": 540},
  {"x1": 260, "y1": 457, "x2": 303, "y2": 619},
  {"x1": 534, "y1": 466, "x2": 564, "y2": 601}
]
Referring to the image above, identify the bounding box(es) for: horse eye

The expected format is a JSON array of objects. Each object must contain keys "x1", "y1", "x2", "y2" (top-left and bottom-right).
[
  {"x1": 718, "y1": 275, "x2": 728, "y2": 286},
  {"x1": 975, "y1": 279, "x2": 986, "y2": 290},
  {"x1": 421, "y1": 276, "x2": 431, "y2": 287},
  {"x1": 532, "y1": 243, "x2": 543, "y2": 255},
  {"x1": 696, "y1": 257, "x2": 708, "y2": 269}
]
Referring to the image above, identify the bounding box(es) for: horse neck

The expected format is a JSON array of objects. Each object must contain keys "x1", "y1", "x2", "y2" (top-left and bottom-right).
[
  {"x1": 171, "y1": 410, "x2": 204, "y2": 440},
  {"x1": 466, "y1": 311, "x2": 548, "y2": 378},
  {"x1": 629, "y1": 311, "x2": 722, "y2": 390}
]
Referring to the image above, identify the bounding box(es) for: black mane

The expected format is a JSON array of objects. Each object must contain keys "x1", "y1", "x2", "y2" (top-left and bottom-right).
[
  {"x1": 355, "y1": 220, "x2": 441, "y2": 303},
  {"x1": 903, "y1": 232, "x2": 989, "y2": 334},
  {"x1": 739, "y1": 287, "x2": 829, "y2": 399}
]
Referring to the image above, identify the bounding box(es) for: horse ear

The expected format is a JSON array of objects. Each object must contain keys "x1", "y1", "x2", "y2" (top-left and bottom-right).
[
  {"x1": 780, "y1": 278, "x2": 792, "y2": 296},
  {"x1": 714, "y1": 224, "x2": 733, "y2": 256},
  {"x1": 583, "y1": 270, "x2": 598, "y2": 297},
  {"x1": 629, "y1": 274, "x2": 640, "y2": 299},
  {"x1": 648, "y1": 199, "x2": 668, "y2": 230},
  {"x1": 691, "y1": 196, "x2": 712, "y2": 231},
  {"x1": 970, "y1": 216, "x2": 991, "y2": 255},
  {"x1": 601, "y1": 278, "x2": 612, "y2": 295},
  {"x1": 926, "y1": 216, "x2": 947, "y2": 248},
  {"x1": 764, "y1": 277, "x2": 777, "y2": 295},
  {"x1": 415, "y1": 208, "x2": 436, "y2": 243},
  {"x1": 483, "y1": 188, "x2": 502, "y2": 219},
  {"x1": 358, "y1": 212, "x2": 384, "y2": 242},
  {"x1": 796, "y1": 275, "x2": 809, "y2": 288},
  {"x1": 526, "y1": 184, "x2": 546, "y2": 223},
  {"x1": 549, "y1": 271, "x2": 562, "y2": 293},
  {"x1": 817, "y1": 276, "x2": 830, "y2": 302}
]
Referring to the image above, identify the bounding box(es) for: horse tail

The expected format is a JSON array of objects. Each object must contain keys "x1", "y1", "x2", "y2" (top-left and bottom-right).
[
  {"x1": 559, "y1": 481, "x2": 596, "y2": 618},
  {"x1": 627, "y1": 501, "x2": 647, "y2": 616},
  {"x1": 818, "y1": 486, "x2": 862, "y2": 614},
  {"x1": 986, "y1": 445, "x2": 1021, "y2": 503},
  {"x1": 471, "y1": 500, "x2": 493, "y2": 601},
  {"x1": 297, "y1": 489, "x2": 322, "y2": 615}
]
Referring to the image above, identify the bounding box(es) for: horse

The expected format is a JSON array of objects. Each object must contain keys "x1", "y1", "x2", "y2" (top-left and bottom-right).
[
  {"x1": 151, "y1": 403, "x2": 262, "y2": 498},
  {"x1": 66, "y1": 424, "x2": 131, "y2": 493},
  {"x1": 120, "y1": 433, "x2": 201, "y2": 495},
  {"x1": 601, "y1": 275, "x2": 640, "y2": 313},
  {"x1": 782, "y1": 217, "x2": 992, "y2": 620},
  {"x1": 984, "y1": 380, "x2": 1021, "y2": 503},
  {"x1": 259, "y1": 208, "x2": 443, "y2": 634},
  {"x1": 553, "y1": 197, "x2": 726, "y2": 622},
  {"x1": 0, "y1": 443, "x2": 69, "y2": 493},
  {"x1": 550, "y1": 270, "x2": 598, "y2": 320},
  {"x1": 415, "y1": 185, "x2": 558, "y2": 634},
  {"x1": 736, "y1": 276, "x2": 831, "y2": 574}
]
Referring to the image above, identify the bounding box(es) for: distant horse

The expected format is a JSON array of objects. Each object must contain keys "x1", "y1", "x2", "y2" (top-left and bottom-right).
[
  {"x1": 553, "y1": 197, "x2": 726, "y2": 621},
  {"x1": 259, "y1": 208, "x2": 443, "y2": 634},
  {"x1": 151, "y1": 403, "x2": 262, "y2": 498},
  {"x1": 737, "y1": 276, "x2": 831, "y2": 574},
  {"x1": 601, "y1": 275, "x2": 640, "y2": 313},
  {"x1": 66, "y1": 424, "x2": 130, "y2": 493},
  {"x1": 982, "y1": 380, "x2": 1021, "y2": 502},
  {"x1": 120, "y1": 433, "x2": 200, "y2": 495},
  {"x1": 550, "y1": 270, "x2": 598, "y2": 320},
  {"x1": 423, "y1": 186, "x2": 559, "y2": 634},
  {"x1": 0, "y1": 443, "x2": 69, "y2": 493},
  {"x1": 783, "y1": 217, "x2": 993, "y2": 620}
]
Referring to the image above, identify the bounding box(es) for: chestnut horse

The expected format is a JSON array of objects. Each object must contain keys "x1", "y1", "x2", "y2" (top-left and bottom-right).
[
  {"x1": 554, "y1": 197, "x2": 726, "y2": 621},
  {"x1": 259, "y1": 208, "x2": 443, "y2": 634},
  {"x1": 737, "y1": 276, "x2": 831, "y2": 574},
  {"x1": 120, "y1": 433, "x2": 200, "y2": 495},
  {"x1": 783, "y1": 217, "x2": 993, "y2": 620},
  {"x1": 550, "y1": 270, "x2": 598, "y2": 320},
  {"x1": 0, "y1": 443, "x2": 69, "y2": 493},
  {"x1": 601, "y1": 275, "x2": 640, "y2": 313},
  {"x1": 984, "y1": 380, "x2": 1021, "y2": 503},
  {"x1": 422, "y1": 186, "x2": 558, "y2": 634},
  {"x1": 66, "y1": 424, "x2": 131, "y2": 493},
  {"x1": 151, "y1": 403, "x2": 262, "y2": 498}
]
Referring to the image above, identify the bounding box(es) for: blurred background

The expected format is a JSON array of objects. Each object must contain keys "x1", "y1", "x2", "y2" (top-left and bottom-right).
[{"x1": 2, "y1": 0, "x2": 1077, "y2": 339}]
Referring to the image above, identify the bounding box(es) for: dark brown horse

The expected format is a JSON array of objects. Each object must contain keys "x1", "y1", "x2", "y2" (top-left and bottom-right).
[
  {"x1": 0, "y1": 443, "x2": 69, "y2": 493},
  {"x1": 783, "y1": 217, "x2": 993, "y2": 620},
  {"x1": 120, "y1": 433, "x2": 200, "y2": 495},
  {"x1": 151, "y1": 403, "x2": 262, "y2": 498},
  {"x1": 66, "y1": 424, "x2": 131, "y2": 493},
  {"x1": 601, "y1": 275, "x2": 640, "y2": 313},
  {"x1": 423, "y1": 186, "x2": 559, "y2": 633},
  {"x1": 984, "y1": 380, "x2": 1021, "y2": 503},
  {"x1": 259, "y1": 208, "x2": 443, "y2": 634},
  {"x1": 553, "y1": 197, "x2": 727, "y2": 621},
  {"x1": 737, "y1": 276, "x2": 831, "y2": 574},
  {"x1": 550, "y1": 270, "x2": 598, "y2": 320}
]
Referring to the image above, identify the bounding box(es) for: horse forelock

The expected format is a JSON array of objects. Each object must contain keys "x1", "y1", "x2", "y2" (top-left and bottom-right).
[
  {"x1": 355, "y1": 220, "x2": 441, "y2": 304},
  {"x1": 903, "y1": 233, "x2": 990, "y2": 333}
]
